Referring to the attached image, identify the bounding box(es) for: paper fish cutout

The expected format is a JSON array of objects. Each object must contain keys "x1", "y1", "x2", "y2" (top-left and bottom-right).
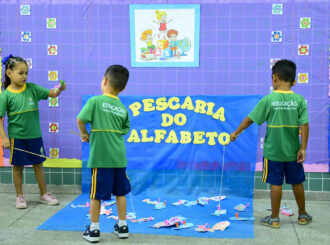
[
  {"x1": 100, "y1": 207, "x2": 112, "y2": 216},
  {"x1": 154, "y1": 201, "x2": 166, "y2": 210},
  {"x1": 267, "y1": 206, "x2": 294, "y2": 216},
  {"x1": 142, "y1": 199, "x2": 159, "y2": 205},
  {"x1": 171, "y1": 200, "x2": 188, "y2": 206},
  {"x1": 209, "y1": 221, "x2": 230, "y2": 232},
  {"x1": 131, "y1": 217, "x2": 155, "y2": 223},
  {"x1": 151, "y1": 216, "x2": 186, "y2": 228},
  {"x1": 234, "y1": 202, "x2": 250, "y2": 211},
  {"x1": 195, "y1": 223, "x2": 209, "y2": 232},
  {"x1": 184, "y1": 200, "x2": 198, "y2": 207},
  {"x1": 208, "y1": 196, "x2": 226, "y2": 202},
  {"x1": 197, "y1": 197, "x2": 208, "y2": 206},
  {"x1": 70, "y1": 202, "x2": 90, "y2": 208},
  {"x1": 212, "y1": 209, "x2": 227, "y2": 216}
]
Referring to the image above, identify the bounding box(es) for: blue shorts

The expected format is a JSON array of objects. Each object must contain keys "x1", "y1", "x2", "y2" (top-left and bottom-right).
[
  {"x1": 262, "y1": 158, "x2": 305, "y2": 185},
  {"x1": 90, "y1": 168, "x2": 131, "y2": 201},
  {"x1": 10, "y1": 138, "x2": 46, "y2": 166}
]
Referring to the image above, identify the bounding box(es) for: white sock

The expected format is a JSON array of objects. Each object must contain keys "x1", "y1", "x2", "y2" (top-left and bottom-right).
[
  {"x1": 90, "y1": 222, "x2": 99, "y2": 231},
  {"x1": 118, "y1": 219, "x2": 127, "y2": 227}
]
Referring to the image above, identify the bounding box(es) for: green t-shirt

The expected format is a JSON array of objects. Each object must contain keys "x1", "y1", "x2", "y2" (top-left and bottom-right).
[
  {"x1": 77, "y1": 94, "x2": 130, "y2": 168},
  {"x1": 0, "y1": 83, "x2": 50, "y2": 139},
  {"x1": 248, "y1": 90, "x2": 308, "y2": 162}
]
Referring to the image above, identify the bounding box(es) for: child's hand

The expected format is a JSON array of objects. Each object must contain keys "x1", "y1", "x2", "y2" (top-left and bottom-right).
[
  {"x1": 1, "y1": 137, "x2": 10, "y2": 148},
  {"x1": 59, "y1": 80, "x2": 66, "y2": 91},
  {"x1": 81, "y1": 133, "x2": 89, "y2": 142},
  {"x1": 230, "y1": 132, "x2": 238, "y2": 142},
  {"x1": 297, "y1": 148, "x2": 306, "y2": 163}
]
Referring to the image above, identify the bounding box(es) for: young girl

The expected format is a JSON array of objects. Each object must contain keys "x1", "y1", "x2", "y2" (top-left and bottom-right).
[
  {"x1": 0, "y1": 54, "x2": 66, "y2": 209},
  {"x1": 153, "y1": 10, "x2": 172, "y2": 39}
]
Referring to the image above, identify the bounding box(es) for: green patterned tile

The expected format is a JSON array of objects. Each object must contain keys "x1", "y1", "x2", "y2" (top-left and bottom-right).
[
  {"x1": 255, "y1": 171, "x2": 263, "y2": 177},
  {"x1": 255, "y1": 178, "x2": 268, "y2": 190},
  {"x1": 74, "y1": 173, "x2": 82, "y2": 185},
  {"x1": 323, "y1": 179, "x2": 330, "y2": 192},
  {"x1": 63, "y1": 173, "x2": 75, "y2": 185},
  {"x1": 282, "y1": 183, "x2": 291, "y2": 190},
  {"x1": 50, "y1": 173, "x2": 62, "y2": 185},
  {"x1": 309, "y1": 179, "x2": 322, "y2": 191},
  {"x1": 0, "y1": 171, "x2": 12, "y2": 184},
  {"x1": 25, "y1": 173, "x2": 36, "y2": 184},
  {"x1": 309, "y1": 173, "x2": 322, "y2": 178},
  {"x1": 322, "y1": 173, "x2": 330, "y2": 179},
  {"x1": 63, "y1": 168, "x2": 75, "y2": 173}
]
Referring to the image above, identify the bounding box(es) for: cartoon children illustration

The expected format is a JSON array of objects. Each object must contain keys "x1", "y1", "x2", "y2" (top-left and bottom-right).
[
  {"x1": 140, "y1": 29, "x2": 155, "y2": 52},
  {"x1": 167, "y1": 29, "x2": 179, "y2": 56},
  {"x1": 153, "y1": 10, "x2": 172, "y2": 39}
]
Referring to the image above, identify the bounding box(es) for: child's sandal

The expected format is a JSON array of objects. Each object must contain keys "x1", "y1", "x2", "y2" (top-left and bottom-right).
[
  {"x1": 298, "y1": 213, "x2": 312, "y2": 225},
  {"x1": 261, "y1": 216, "x2": 280, "y2": 229}
]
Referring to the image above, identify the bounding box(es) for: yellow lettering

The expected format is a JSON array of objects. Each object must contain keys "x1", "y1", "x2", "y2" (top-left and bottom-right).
[
  {"x1": 142, "y1": 98, "x2": 155, "y2": 112},
  {"x1": 161, "y1": 113, "x2": 173, "y2": 127},
  {"x1": 218, "y1": 132, "x2": 230, "y2": 145},
  {"x1": 180, "y1": 96, "x2": 194, "y2": 110},
  {"x1": 168, "y1": 97, "x2": 180, "y2": 110},
  {"x1": 155, "y1": 97, "x2": 168, "y2": 111},
  {"x1": 129, "y1": 102, "x2": 142, "y2": 117},
  {"x1": 180, "y1": 131, "x2": 192, "y2": 144},
  {"x1": 194, "y1": 100, "x2": 207, "y2": 114},
  {"x1": 154, "y1": 130, "x2": 167, "y2": 143},
  {"x1": 141, "y1": 129, "x2": 154, "y2": 142},
  {"x1": 165, "y1": 130, "x2": 179, "y2": 144},
  {"x1": 173, "y1": 113, "x2": 187, "y2": 126},
  {"x1": 127, "y1": 129, "x2": 141, "y2": 143},
  {"x1": 205, "y1": 132, "x2": 218, "y2": 145},
  {"x1": 212, "y1": 107, "x2": 225, "y2": 121},
  {"x1": 206, "y1": 102, "x2": 215, "y2": 116},
  {"x1": 193, "y1": 131, "x2": 205, "y2": 144}
]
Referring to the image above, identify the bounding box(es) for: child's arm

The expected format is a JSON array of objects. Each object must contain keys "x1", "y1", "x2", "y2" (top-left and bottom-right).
[
  {"x1": 230, "y1": 116, "x2": 253, "y2": 142},
  {"x1": 297, "y1": 123, "x2": 309, "y2": 163},
  {"x1": 0, "y1": 117, "x2": 10, "y2": 148},
  {"x1": 48, "y1": 81, "x2": 66, "y2": 98},
  {"x1": 76, "y1": 118, "x2": 90, "y2": 142}
]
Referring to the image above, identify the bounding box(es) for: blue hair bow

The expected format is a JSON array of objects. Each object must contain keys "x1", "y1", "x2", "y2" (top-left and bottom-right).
[{"x1": 2, "y1": 54, "x2": 13, "y2": 65}]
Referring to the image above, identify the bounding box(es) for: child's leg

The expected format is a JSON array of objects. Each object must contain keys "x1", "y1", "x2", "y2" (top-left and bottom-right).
[
  {"x1": 271, "y1": 184, "x2": 282, "y2": 220},
  {"x1": 13, "y1": 165, "x2": 24, "y2": 195},
  {"x1": 90, "y1": 199, "x2": 101, "y2": 223},
  {"x1": 116, "y1": 195, "x2": 127, "y2": 221},
  {"x1": 292, "y1": 183, "x2": 306, "y2": 215},
  {"x1": 33, "y1": 163, "x2": 47, "y2": 196}
]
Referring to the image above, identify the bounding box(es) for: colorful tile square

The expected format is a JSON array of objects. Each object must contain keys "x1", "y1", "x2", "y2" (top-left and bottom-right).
[
  {"x1": 49, "y1": 148, "x2": 59, "y2": 158},
  {"x1": 49, "y1": 97, "x2": 59, "y2": 107},
  {"x1": 49, "y1": 122, "x2": 59, "y2": 133},
  {"x1": 298, "y1": 45, "x2": 309, "y2": 55},
  {"x1": 272, "y1": 4, "x2": 283, "y2": 15},
  {"x1": 47, "y1": 18, "x2": 57, "y2": 29},
  {"x1": 20, "y1": 5, "x2": 30, "y2": 15},
  {"x1": 271, "y1": 31, "x2": 282, "y2": 42},
  {"x1": 48, "y1": 70, "x2": 59, "y2": 81},
  {"x1": 25, "y1": 58, "x2": 32, "y2": 69},
  {"x1": 48, "y1": 45, "x2": 58, "y2": 55},
  {"x1": 298, "y1": 73, "x2": 309, "y2": 83},
  {"x1": 300, "y1": 17, "x2": 311, "y2": 28},
  {"x1": 21, "y1": 32, "x2": 32, "y2": 42}
]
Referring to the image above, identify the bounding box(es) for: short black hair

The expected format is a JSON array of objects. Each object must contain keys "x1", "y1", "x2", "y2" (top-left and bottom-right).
[
  {"x1": 272, "y1": 59, "x2": 296, "y2": 83},
  {"x1": 104, "y1": 65, "x2": 129, "y2": 91}
]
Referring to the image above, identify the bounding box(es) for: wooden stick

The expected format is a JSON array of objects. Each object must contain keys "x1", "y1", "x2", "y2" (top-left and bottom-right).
[
  {"x1": 13, "y1": 147, "x2": 51, "y2": 159},
  {"x1": 70, "y1": 129, "x2": 81, "y2": 137}
]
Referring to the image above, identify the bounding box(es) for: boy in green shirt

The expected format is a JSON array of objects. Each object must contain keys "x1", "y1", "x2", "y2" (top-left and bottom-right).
[
  {"x1": 77, "y1": 65, "x2": 130, "y2": 242},
  {"x1": 230, "y1": 59, "x2": 312, "y2": 228}
]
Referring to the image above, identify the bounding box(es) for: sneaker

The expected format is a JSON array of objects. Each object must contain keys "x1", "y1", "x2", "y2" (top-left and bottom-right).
[
  {"x1": 113, "y1": 223, "x2": 129, "y2": 238},
  {"x1": 40, "y1": 192, "x2": 59, "y2": 206},
  {"x1": 16, "y1": 194, "x2": 27, "y2": 209},
  {"x1": 82, "y1": 225, "x2": 100, "y2": 243}
]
